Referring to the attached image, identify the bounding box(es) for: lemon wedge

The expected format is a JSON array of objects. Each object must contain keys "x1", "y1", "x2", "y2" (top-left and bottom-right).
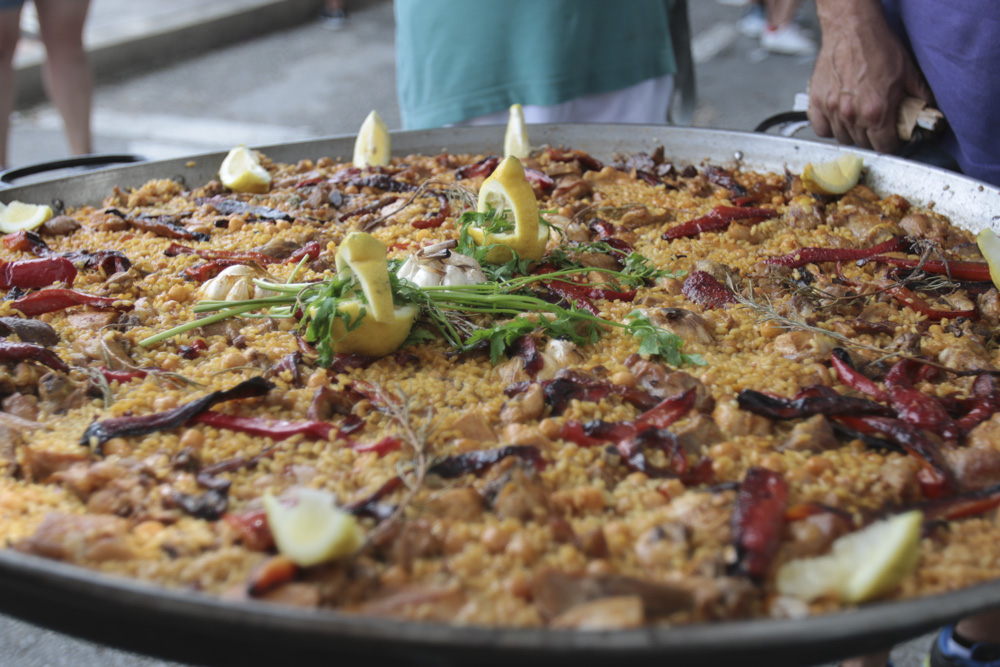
[
  {"x1": 326, "y1": 231, "x2": 417, "y2": 357},
  {"x1": 219, "y1": 145, "x2": 272, "y2": 194},
  {"x1": 262, "y1": 489, "x2": 363, "y2": 567},
  {"x1": 468, "y1": 156, "x2": 548, "y2": 264},
  {"x1": 976, "y1": 229, "x2": 1000, "y2": 291},
  {"x1": 353, "y1": 110, "x2": 391, "y2": 168},
  {"x1": 801, "y1": 153, "x2": 864, "y2": 196},
  {"x1": 776, "y1": 510, "x2": 923, "y2": 604},
  {"x1": 0, "y1": 200, "x2": 53, "y2": 234},
  {"x1": 504, "y1": 103, "x2": 530, "y2": 159}
]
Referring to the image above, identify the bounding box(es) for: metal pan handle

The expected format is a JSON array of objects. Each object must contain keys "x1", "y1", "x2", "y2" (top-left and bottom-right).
[{"x1": 0, "y1": 154, "x2": 146, "y2": 187}]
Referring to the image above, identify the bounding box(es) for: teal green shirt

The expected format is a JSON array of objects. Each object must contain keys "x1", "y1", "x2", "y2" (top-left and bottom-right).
[{"x1": 395, "y1": 0, "x2": 677, "y2": 129}]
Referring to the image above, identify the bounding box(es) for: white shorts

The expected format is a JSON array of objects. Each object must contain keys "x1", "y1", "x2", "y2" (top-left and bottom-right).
[{"x1": 455, "y1": 75, "x2": 676, "y2": 126}]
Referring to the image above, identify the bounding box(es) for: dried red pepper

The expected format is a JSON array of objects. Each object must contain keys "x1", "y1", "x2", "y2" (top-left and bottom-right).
[
  {"x1": 351, "y1": 436, "x2": 402, "y2": 456},
  {"x1": 682, "y1": 271, "x2": 737, "y2": 309},
  {"x1": 862, "y1": 256, "x2": 992, "y2": 282},
  {"x1": 412, "y1": 192, "x2": 451, "y2": 229},
  {"x1": 884, "y1": 359, "x2": 959, "y2": 440},
  {"x1": 99, "y1": 367, "x2": 149, "y2": 384},
  {"x1": 956, "y1": 375, "x2": 1000, "y2": 435},
  {"x1": 12, "y1": 289, "x2": 126, "y2": 317},
  {"x1": 80, "y1": 376, "x2": 272, "y2": 449},
  {"x1": 764, "y1": 236, "x2": 910, "y2": 269},
  {"x1": 0, "y1": 257, "x2": 76, "y2": 289},
  {"x1": 887, "y1": 285, "x2": 978, "y2": 321},
  {"x1": 0, "y1": 340, "x2": 69, "y2": 373},
  {"x1": 837, "y1": 416, "x2": 956, "y2": 499},
  {"x1": 546, "y1": 147, "x2": 604, "y2": 172},
  {"x1": 662, "y1": 205, "x2": 778, "y2": 240},
  {"x1": 193, "y1": 411, "x2": 333, "y2": 441},
  {"x1": 636, "y1": 388, "x2": 697, "y2": 429},
  {"x1": 454, "y1": 156, "x2": 500, "y2": 180},
  {"x1": 917, "y1": 481, "x2": 1000, "y2": 522},
  {"x1": 730, "y1": 467, "x2": 788, "y2": 581},
  {"x1": 736, "y1": 386, "x2": 894, "y2": 420},
  {"x1": 345, "y1": 476, "x2": 403, "y2": 521},
  {"x1": 165, "y1": 242, "x2": 275, "y2": 265},
  {"x1": 283, "y1": 240, "x2": 321, "y2": 264},
  {"x1": 830, "y1": 348, "x2": 888, "y2": 403}
]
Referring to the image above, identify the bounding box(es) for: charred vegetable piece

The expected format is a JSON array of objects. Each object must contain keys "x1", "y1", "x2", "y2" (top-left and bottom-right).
[
  {"x1": 884, "y1": 359, "x2": 959, "y2": 440},
  {"x1": 886, "y1": 285, "x2": 978, "y2": 321},
  {"x1": 737, "y1": 387, "x2": 894, "y2": 420},
  {"x1": 861, "y1": 256, "x2": 992, "y2": 282},
  {"x1": 80, "y1": 377, "x2": 273, "y2": 449},
  {"x1": 730, "y1": 467, "x2": 788, "y2": 581},
  {"x1": 956, "y1": 375, "x2": 1000, "y2": 435},
  {"x1": 0, "y1": 317, "x2": 59, "y2": 346},
  {"x1": 918, "y1": 482, "x2": 1000, "y2": 522}
]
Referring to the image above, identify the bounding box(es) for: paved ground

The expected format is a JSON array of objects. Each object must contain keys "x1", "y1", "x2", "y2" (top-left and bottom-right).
[{"x1": 2, "y1": 0, "x2": 938, "y2": 665}]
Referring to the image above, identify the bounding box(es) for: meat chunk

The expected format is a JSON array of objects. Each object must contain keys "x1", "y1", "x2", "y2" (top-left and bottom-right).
[
  {"x1": 551, "y1": 176, "x2": 592, "y2": 202},
  {"x1": 625, "y1": 361, "x2": 714, "y2": 413},
  {"x1": 425, "y1": 487, "x2": 483, "y2": 521},
  {"x1": 450, "y1": 409, "x2": 496, "y2": 442},
  {"x1": 499, "y1": 383, "x2": 545, "y2": 425},
  {"x1": 2, "y1": 392, "x2": 38, "y2": 421},
  {"x1": 20, "y1": 447, "x2": 88, "y2": 482},
  {"x1": 976, "y1": 289, "x2": 1000, "y2": 328},
  {"x1": 785, "y1": 196, "x2": 824, "y2": 230},
  {"x1": 531, "y1": 570, "x2": 694, "y2": 622},
  {"x1": 14, "y1": 513, "x2": 132, "y2": 562},
  {"x1": 0, "y1": 317, "x2": 59, "y2": 346},
  {"x1": 784, "y1": 512, "x2": 852, "y2": 560},
  {"x1": 937, "y1": 339, "x2": 996, "y2": 373},
  {"x1": 36, "y1": 372, "x2": 88, "y2": 414},
  {"x1": 40, "y1": 215, "x2": 81, "y2": 236},
  {"x1": 672, "y1": 414, "x2": 724, "y2": 453},
  {"x1": 646, "y1": 307, "x2": 716, "y2": 345},
  {"x1": 769, "y1": 331, "x2": 836, "y2": 363},
  {"x1": 713, "y1": 398, "x2": 772, "y2": 437},
  {"x1": 779, "y1": 415, "x2": 839, "y2": 453},
  {"x1": 490, "y1": 465, "x2": 550, "y2": 521},
  {"x1": 947, "y1": 414, "x2": 1000, "y2": 490},
  {"x1": 550, "y1": 596, "x2": 644, "y2": 629}
]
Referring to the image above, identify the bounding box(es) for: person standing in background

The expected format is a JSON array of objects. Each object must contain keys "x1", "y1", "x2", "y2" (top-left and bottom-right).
[
  {"x1": 738, "y1": 0, "x2": 817, "y2": 56},
  {"x1": 0, "y1": 0, "x2": 92, "y2": 169},
  {"x1": 394, "y1": 0, "x2": 678, "y2": 129}
]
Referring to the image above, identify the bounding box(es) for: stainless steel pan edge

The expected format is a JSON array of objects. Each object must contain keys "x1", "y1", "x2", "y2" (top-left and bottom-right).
[
  {"x1": 3, "y1": 124, "x2": 998, "y2": 232},
  {"x1": 1, "y1": 124, "x2": 999, "y2": 665}
]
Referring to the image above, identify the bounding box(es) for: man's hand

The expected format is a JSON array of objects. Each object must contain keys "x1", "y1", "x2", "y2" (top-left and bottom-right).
[{"x1": 809, "y1": 0, "x2": 932, "y2": 153}]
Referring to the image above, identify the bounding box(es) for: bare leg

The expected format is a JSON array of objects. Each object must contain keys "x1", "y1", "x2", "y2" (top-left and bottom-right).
[
  {"x1": 763, "y1": 0, "x2": 800, "y2": 28},
  {"x1": 840, "y1": 650, "x2": 891, "y2": 667},
  {"x1": 35, "y1": 0, "x2": 92, "y2": 155},
  {"x1": 0, "y1": 5, "x2": 23, "y2": 169}
]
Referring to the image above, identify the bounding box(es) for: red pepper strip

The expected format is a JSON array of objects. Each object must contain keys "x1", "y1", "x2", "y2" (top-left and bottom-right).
[
  {"x1": 427, "y1": 445, "x2": 546, "y2": 478},
  {"x1": 543, "y1": 283, "x2": 599, "y2": 315},
  {"x1": 412, "y1": 193, "x2": 451, "y2": 229},
  {"x1": 917, "y1": 481, "x2": 1000, "y2": 522},
  {"x1": 524, "y1": 168, "x2": 555, "y2": 193},
  {"x1": 887, "y1": 285, "x2": 978, "y2": 321},
  {"x1": 736, "y1": 387, "x2": 894, "y2": 420},
  {"x1": 512, "y1": 335, "x2": 544, "y2": 377},
  {"x1": 0, "y1": 257, "x2": 76, "y2": 289},
  {"x1": 514, "y1": 371, "x2": 658, "y2": 415},
  {"x1": 284, "y1": 241, "x2": 321, "y2": 264},
  {"x1": 956, "y1": 375, "x2": 1000, "y2": 434},
  {"x1": 830, "y1": 348, "x2": 888, "y2": 402},
  {"x1": 636, "y1": 388, "x2": 697, "y2": 429},
  {"x1": 682, "y1": 271, "x2": 737, "y2": 309},
  {"x1": 12, "y1": 289, "x2": 125, "y2": 317},
  {"x1": 99, "y1": 367, "x2": 149, "y2": 383},
  {"x1": 884, "y1": 359, "x2": 960, "y2": 439},
  {"x1": 179, "y1": 339, "x2": 208, "y2": 360},
  {"x1": 165, "y1": 242, "x2": 275, "y2": 265},
  {"x1": 662, "y1": 205, "x2": 778, "y2": 240},
  {"x1": 80, "y1": 376, "x2": 272, "y2": 448},
  {"x1": 351, "y1": 436, "x2": 402, "y2": 456},
  {"x1": 558, "y1": 420, "x2": 638, "y2": 448},
  {"x1": 0, "y1": 340, "x2": 69, "y2": 373},
  {"x1": 534, "y1": 265, "x2": 638, "y2": 304},
  {"x1": 183, "y1": 259, "x2": 247, "y2": 282},
  {"x1": 730, "y1": 467, "x2": 788, "y2": 581},
  {"x1": 837, "y1": 416, "x2": 956, "y2": 499},
  {"x1": 222, "y1": 509, "x2": 274, "y2": 551},
  {"x1": 862, "y1": 256, "x2": 992, "y2": 282},
  {"x1": 294, "y1": 176, "x2": 326, "y2": 188},
  {"x1": 2, "y1": 230, "x2": 49, "y2": 253},
  {"x1": 193, "y1": 410, "x2": 333, "y2": 441},
  {"x1": 454, "y1": 156, "x2": 501, "y2": 180},
  {"x1": 764, "y1": 236, "x2": 910, "y2": 269}
]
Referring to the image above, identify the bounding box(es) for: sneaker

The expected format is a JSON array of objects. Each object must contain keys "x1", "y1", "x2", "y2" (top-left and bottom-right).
[
  {"x1": 738, "y1": 4, "x2": 766, "y2": 38},
  {"x1": 761, "y1": 22, "x2": 818, "y2": 56},
  {"x1": 319, "y1": 7, "x2": 347, "y2": 30},
  {"x1": 927, "y1": 625, "x2": 1000, "y2": 666}
]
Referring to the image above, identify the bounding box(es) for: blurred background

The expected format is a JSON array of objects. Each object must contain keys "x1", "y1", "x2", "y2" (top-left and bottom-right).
[{"x1": 0, "y1": 0, "x2": 934, "y2": 665}]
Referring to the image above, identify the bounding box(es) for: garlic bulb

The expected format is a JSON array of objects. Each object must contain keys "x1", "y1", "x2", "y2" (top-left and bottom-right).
[
  {"x1": 200, "y1": 264, "x2": 278, "y2": 301},
  {"x1": 396, "y1": 240, "x2": 487, "y2": 288}
]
